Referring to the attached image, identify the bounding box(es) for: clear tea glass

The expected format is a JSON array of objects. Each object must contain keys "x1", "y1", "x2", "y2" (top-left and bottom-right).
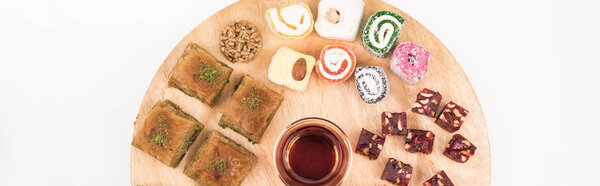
[{"x1": 273, "y1": 117, "x2": 352, "y2": 185}]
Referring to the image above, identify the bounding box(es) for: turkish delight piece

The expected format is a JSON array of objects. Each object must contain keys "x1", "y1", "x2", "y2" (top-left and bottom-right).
[
  {"x1": 381, "y1": 158, "x2": 412, "y2": 186},
  {"x1": 444, "y1": 134, "x2": 477, "y2": 163},
  {"x1": 404, "y1": 129, "x2": 435, "y2": 154},
  {"x1": 411, "y1": 88, "x2": 442, "y2": 118},
  {"x1": 381, "y1": 112, "x2": 407, "y2": 136},
  {"x1": 423, "y1": 170, "x2": 454, "y2": 186},
  {"x1": 355, "y1": 128, "x2": 385, "y2": 160},
  {"x1": 315, "y1": 45, "x2": 357, "y2": 82},
  {"x1": 314, "y1": 0, "x2": 365, "y2": 41},
  {"x1": 268, "y1": 47, "x2": 316, "y2": 92},
  {"x1": 362, "y1": 10, "x2": 405, "y2": 58},
  {"x1": 435, "y1": 101, "x2": 469, "y2": 133},
  {"x1": 265, "y1": 2, "x2": 313, "y2": 39},
  {"x1": 355, "y1": 66, "x2": 390, "y2": 104},
  {"x1": 390, "y1": 42, "x2": 430, "y2": 84}
]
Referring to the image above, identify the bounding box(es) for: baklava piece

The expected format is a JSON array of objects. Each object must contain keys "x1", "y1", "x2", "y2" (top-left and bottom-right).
[
  {"x1": 219, "y1": 75, "x2": 284, "y2": 143},
  {"x1": 184, "y1": 131, "x2": 257, "y2": 185},
  {"x1": 411, "y1": 88, "x2": 442, "y2": 117},
  {"x1": 423, "y1": 170, "x2": 454, "y2": 186},
  {"x1": 435, "y1": 101, "x2": 469, "y2": 133},
  {"x1": 404, "y1": 129, "x2": 435, "y2": 154},
  {"x1": 381, "y1": 158, "x2": 412, "y2": 186},
  {"x1": 168, "y1": 42, "x2": 233, "y2": 106},
  {"x1": 355, "y1": 128, "x2": 385, "y2": 160},
  {"x1": 131, "y1": 100, "x2": 204, "y2": 167},
  {"x1": 444, "y1": 134, "x2": 477, "y2": 163},
  {"x1": 382, "y1": 112, "x2": 407, "y2": 136}
]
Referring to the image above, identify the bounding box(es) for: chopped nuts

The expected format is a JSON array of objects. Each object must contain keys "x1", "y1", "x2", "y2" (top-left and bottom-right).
[
  {"x1": 420, "y1": 92, "x2": 433, "y2": 97},
  {"x1": 219, "y1": 21, "x2": 262, "y2": 63}
]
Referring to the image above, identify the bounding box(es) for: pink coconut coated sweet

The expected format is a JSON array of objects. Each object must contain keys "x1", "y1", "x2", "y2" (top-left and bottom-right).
[{"x1": 390, "y1": 42, "x2": 430, "y2": 84}]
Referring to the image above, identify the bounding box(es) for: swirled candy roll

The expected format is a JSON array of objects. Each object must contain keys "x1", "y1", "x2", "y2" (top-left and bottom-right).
[
  {"x1": 355, "y1": 66, "x2": 390, "y2": 104},
  {"x1": 265, "y1": 2, "x2": 314, "y2": 39},
  {"x1": 314, "y1": 0, "x2": 364, "y2": 41},
  {"x1": 268, "y1": 47, "x2": 316, "y2": 92},
  {"x1": 361, "y1": 10, "x2": 405, "y2": 58},
  {"x1": 315, "y1": 45, "x2": 356, "y2": 82},
  {"x1": 390, "y1": 42, "x2": 430, "y2": 84}
]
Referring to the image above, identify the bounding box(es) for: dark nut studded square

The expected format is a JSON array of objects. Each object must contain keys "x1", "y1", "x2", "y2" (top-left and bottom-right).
[
  {"x1": 404, "y1": 129, "x2": 435, "y2": 154},
  {"x1": 444, "y1": 134, "x2": 477, "y2": 163},
  {"x1": 423, "y1": 170, "x2": 454, "y2": 186},
  {"x1": 381, "y1": 158, "x2": 412, "y2": 186},
  {"x1": 435, "y1": 101, "x2": 469, "y2": 133},
  {"x1": 411, "y1": 88, "x2": 442, "y2": 117},
  {"x1": 382, "y1": 112, "x2": 407, "y2": 136},
  {"x1": 355, "y1": 128, "x2": 385, "y2": 160}
]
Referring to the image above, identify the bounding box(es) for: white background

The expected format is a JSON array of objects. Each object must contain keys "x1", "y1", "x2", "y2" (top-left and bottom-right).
[{"x1": 1, "y1": 0, "x2": 599, "y2": 185}]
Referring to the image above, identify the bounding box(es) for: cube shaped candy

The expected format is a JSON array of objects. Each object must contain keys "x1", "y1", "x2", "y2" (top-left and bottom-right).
[
  {"x1": 444, "y1": 134, "x2": 477, "y2": 163},
  {"x1": 390, "y1": 42, "x2": 430, "y2": 85},
  {"x1": 381, "y1": 112, "x2": 407, "y2": 136},
  {"x1": 355, "y1": 128, "x2": 385, "y2": 160},
  {"x1": 314, "y1": 0, "x2": 365, "y2": 41},
  {"x1": 411, "y1": 88, "x2": 442, "y2": 118},
  {"x1": 435, "y1": 101, "x2": 469, "y2": 133},
  {"x1": 381, "y1": 158, "x2": 412, "y2": 186},
  {"x1": 404, "y1": 129, "x2": 435, "y2": 154},
  {"x1": 268, "y1": 47, "x2": 316, "y2": 92},
  {"x1": 423, "y1": 170, "x2": 454, "y2": 186}
]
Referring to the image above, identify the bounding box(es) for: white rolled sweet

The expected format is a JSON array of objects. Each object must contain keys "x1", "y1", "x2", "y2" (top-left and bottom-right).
[{"x1": 314, "y1": 0, "x2": 365, "y2": 41}]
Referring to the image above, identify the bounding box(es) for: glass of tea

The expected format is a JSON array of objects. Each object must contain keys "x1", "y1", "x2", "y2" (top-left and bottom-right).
[{"x1": 273, "y1": 117, "x2": 352, "y2": 185}]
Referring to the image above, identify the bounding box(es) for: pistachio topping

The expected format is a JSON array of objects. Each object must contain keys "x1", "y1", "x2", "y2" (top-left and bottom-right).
[
  {"x1": 198, "y1": 61, "x2": 222, "y2": 86},
  {"x1": 211, "y1": 151, "x2": 227, "y2": 173},
  {"x1": 241, "y1": 88, "x2": 264, "y2": 110},
  {"x1": 149, "y1": 113, "x2": 170, "y2": 150}
]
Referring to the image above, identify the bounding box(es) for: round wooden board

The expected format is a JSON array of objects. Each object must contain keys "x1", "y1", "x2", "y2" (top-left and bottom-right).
[{"x1": 130, "y1": 0, "x2": 491, "y2": 185}]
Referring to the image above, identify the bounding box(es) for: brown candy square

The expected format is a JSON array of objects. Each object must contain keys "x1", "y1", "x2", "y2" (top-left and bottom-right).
[
  {"x1": 381, "y1": 158, "x2": 412, "y2": 186},
  {"x1": 435, "y1": 101, "x2": 469, "y2": 133},
  {"x1": 444, "y1": 134, "x2": 477, "y2": 163},
  {"x1": 404, "y1": 129, "x2": 435, "y2": 154},
  {"x1": 355, "y1": 128, "x2": 385, "y2": 160},
  {"x1": 423, "y1": 170, "x2": 454, "y2": 186},
  {"x1": 382, "y1": 112, "x2": 407, "y2": 136},
  {"x1": 411, "y1": 88, "x2": 442, "y2": 117}
]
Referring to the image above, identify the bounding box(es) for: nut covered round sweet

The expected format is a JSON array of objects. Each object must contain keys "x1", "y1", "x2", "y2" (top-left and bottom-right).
[{"x1": 219, "y1": 21, "x2": 262, "y2": 63}]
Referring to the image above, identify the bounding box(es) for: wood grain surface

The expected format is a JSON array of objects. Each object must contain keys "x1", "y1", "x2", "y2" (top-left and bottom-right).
[{"x1": 130, "y1": 0, "x2": 491, "y2": 185}]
